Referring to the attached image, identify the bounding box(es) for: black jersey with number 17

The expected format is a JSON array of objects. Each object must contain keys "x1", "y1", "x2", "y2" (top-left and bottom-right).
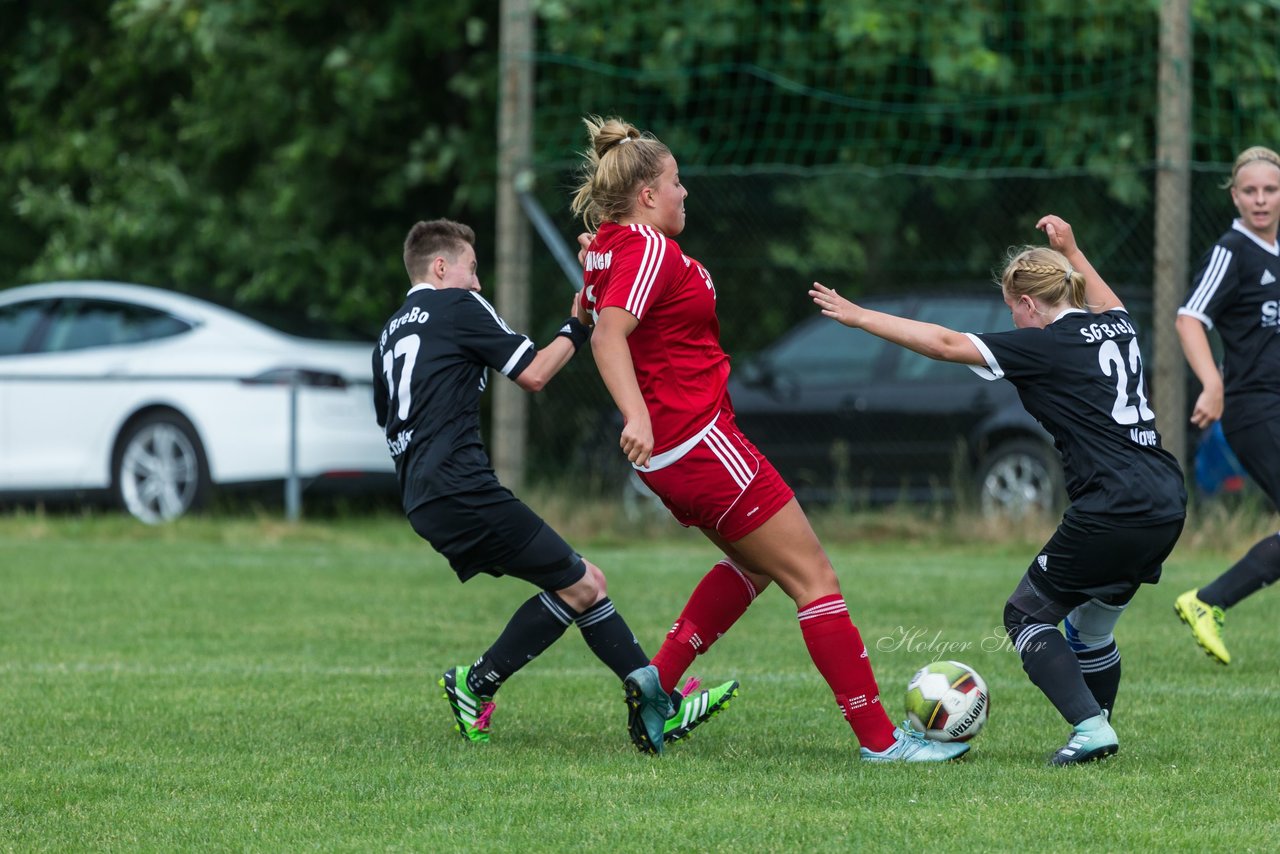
[
  {"x1": 371, "y1": 285, "x2": 536, "y2": 513},
  {"x1": 965, "y1": 308, "x2": 1186, "y2": 522}
]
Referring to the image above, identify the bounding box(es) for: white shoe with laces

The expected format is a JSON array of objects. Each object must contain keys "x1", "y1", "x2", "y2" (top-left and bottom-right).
[{"x1": 859, "y1": 723, "x2": 970, "y2": 763}]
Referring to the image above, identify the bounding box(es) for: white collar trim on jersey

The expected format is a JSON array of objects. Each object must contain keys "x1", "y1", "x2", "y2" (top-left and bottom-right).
[
  {"x1": 407, "y1": 283, "x2": 438, "y2": 295},
  {"x1": 1232, "y1": 220, "x2": 1280, "y2": 255},
  {"x1": 1049, "y1": 307, "x2": 1086, "y2": 324}
]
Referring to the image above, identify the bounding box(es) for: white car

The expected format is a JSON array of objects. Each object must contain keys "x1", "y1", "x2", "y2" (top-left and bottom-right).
[{"x1": 0, "y1": 281, "x2": 395, "y2": 523}]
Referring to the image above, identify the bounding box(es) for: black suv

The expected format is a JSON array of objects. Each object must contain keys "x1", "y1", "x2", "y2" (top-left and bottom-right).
[{"x1": 725, "y1": 293, "x2": 1061, "y2": 517}]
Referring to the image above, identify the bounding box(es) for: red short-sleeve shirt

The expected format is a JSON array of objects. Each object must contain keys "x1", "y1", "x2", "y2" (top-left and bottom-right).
[{"x1": 582, "y1": 222, "x2": 730, "y2": 454}]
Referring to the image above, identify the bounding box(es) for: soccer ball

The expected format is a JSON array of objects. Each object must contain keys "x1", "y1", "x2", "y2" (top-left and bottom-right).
[{"x1": 904, "y1": 660, "x2": 989, "y2": 742}]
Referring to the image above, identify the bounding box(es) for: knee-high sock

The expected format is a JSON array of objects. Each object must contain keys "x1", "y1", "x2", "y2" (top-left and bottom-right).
[
  {"x1": 576, "y1": 598, "x2": 648, "y2": 681},
  {"x1": 798, "y1": 594, "x2": 896, "y2": 752},
  {"x1": 1074, "y1": 640, "x2": 1121, "y2": 721},
  {"x1": 650, "y1": 559, "x2": 761, "y2": 693},
  {"x1": 1199, "y1": 533, "x2": 1280, "y2": 609},
  {"x1": 1015, "y1": 623, "x2": 1102, "y2": 725},
  {"x1": 468, "y1": 591, "x2": 578, "y2": 697}
]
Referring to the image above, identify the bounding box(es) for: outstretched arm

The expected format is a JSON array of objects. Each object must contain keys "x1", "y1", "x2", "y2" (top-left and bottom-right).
[
  {"x1": 1037, "y1": 214, "x2": 1123, "y2": 313},
  {"x1": 513, "y1": 291, "x2": 591, "y2": 392},
  {"x1": 809, "y1": 283, "x2": 984, "y2": 365}
]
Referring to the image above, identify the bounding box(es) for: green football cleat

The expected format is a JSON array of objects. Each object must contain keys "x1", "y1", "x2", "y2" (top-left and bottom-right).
[
  {"x1": 1049, "y1": 713, "x2": 1118, "y2": 765},
  {"x1": 439, "y1": 665, "x2": 496, "y2": 743},
  {"x1": 662, "y1": 677, "x2": 740, "y2": 744},
  {"x1": 1174, "y1": 589, "x2": 1230, "y2": 665},
  {"x1": 859, "y1": 723, "x2": 970, "y2": 763},
  {"x1": 623, "y1": 664, "x2": 674, "y2": 755}
]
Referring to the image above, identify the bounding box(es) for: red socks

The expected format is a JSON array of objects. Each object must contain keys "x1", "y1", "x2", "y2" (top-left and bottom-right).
[
  {"x1": 798, "y1": 594, "x2": 896, "y2": 751},
  {"x1": 649, "y1": 564, "x2": 896, "y2": 752},
  {"x1": 650, "y1": 560, "x2": 760, "y2": 693}
]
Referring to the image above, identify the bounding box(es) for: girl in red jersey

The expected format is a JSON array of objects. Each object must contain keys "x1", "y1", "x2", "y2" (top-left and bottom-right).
[{"x1": 570, "y1": 115, "x2": 965, "y2": 762}]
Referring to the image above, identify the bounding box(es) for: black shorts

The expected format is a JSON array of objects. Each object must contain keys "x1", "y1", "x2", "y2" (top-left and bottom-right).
[
  {"x1": 407, "y1": 488, "x2": 586, "y2": 591},
  {"x1": 1224, "y1": 418, "x2": 1280, "y2": 510},
  {"x1": 1009, "y1": 511, "x2": 1185, "y2": 619}
]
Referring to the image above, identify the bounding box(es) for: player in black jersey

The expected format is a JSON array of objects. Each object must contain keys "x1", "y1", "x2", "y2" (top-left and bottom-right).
[
  {"x1": 811, "y1": 214, "x2": 1186, "y2": 765},
  {"x1": 1174, "y1": 146, "x2": 1280, "y2": 666},
  {"x1": 373, "y1": 219, "x2": 737, "y2": 747}
]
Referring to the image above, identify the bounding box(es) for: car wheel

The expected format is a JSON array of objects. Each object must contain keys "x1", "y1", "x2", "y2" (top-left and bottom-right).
[
  {"x1": 113, "y1": 412, "x2": 209, "y2": 524},
  {"x1": 976, "y1": 439, "x2": 1060, "y2": 520}
]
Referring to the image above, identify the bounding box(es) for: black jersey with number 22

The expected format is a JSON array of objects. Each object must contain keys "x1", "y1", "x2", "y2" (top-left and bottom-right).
[
  {"x1": 372, "y1": 285, "x2": 536, "y2": 513},
  {"x1": 966, "y1": 309, "x2": 1186, "y2": 522}
]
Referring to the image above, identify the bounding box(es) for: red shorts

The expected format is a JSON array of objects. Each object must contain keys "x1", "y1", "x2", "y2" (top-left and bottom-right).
[{"x1": 637, "y1": 410, "x2": 794, "y2": 542}]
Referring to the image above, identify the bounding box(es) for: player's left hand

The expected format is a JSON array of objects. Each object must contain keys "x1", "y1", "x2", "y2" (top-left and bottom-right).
[
  {"x1": 576, "y1": 232, "x2": 594, "y2": 267},
  {"x1": 810, "y1": 282, "x2": 863, "y2": 328},
  {"x1": 1037, "y1": 214, "x2": 1078, "y2": 256},
  {"x1": 1189, "y1": 386, "x2": 1224, "y2": 429}
]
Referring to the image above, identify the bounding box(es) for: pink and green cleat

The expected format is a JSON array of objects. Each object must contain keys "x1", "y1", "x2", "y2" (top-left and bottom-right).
[
  {"x1": 662, "y1": 677, "x2": 740, "y2": 744},
  {"x1": 439, "y1": 665, "x2": 496, "y2": 743}
]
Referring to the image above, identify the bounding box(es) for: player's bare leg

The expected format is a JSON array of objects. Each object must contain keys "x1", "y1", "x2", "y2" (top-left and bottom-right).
[{"x1": 713, "y1": 500, "x2": 966, "y2": 761}]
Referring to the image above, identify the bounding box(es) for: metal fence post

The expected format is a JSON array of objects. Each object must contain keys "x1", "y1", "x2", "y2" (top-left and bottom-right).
[
  {"x1": 286, "y1": 370, "x2": 301, "y2": 522},
  {"x1": 494, "y1": 0, "x2": 534, "y2": 492},
  {"x1": 1154, "y1": 0, "x2": 1191, "y2": 468}
]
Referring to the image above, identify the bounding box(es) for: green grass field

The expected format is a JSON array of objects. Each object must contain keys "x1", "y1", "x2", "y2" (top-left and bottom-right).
[{"x1": 2, "y1": 511, "x2": 1277, "y2": 852}]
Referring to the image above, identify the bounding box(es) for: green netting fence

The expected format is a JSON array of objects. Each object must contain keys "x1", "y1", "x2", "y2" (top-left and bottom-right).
[{"x1": 510, "y1": 0, "x2": 1280, "y2": 510}]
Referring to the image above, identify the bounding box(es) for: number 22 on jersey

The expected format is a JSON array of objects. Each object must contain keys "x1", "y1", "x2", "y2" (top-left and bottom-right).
[{"x1": 1098, "y1": 337, "x2": 1155, "y2": 426}]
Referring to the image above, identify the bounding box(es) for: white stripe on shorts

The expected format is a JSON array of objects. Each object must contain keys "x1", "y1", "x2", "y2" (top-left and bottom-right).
[{"x1": 704, "y1": 425, "x2": 753, "y2": 489}]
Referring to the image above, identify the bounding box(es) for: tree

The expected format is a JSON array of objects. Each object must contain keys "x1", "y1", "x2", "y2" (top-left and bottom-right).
[{"x1": 1, "y1": 0, "x2": 499, "y2": 331}]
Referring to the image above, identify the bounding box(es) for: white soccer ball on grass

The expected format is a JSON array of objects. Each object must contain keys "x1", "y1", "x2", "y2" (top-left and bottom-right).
[{"x1": 904, "y1": 659, "x2": 989, "y2": 742}]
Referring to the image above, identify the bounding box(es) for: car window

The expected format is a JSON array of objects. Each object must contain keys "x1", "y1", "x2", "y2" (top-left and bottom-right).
[
  {"x1": 768, "y1": 312, "x2": 895, "y2": 386},
  {"x1": 40, "y1": 299, "x2": 194, "y2": 353},
  {"x1": 0, "y1": 301, "x2": 51, "y2": 356},
  {"x1": 894, "y1": 298, "x2": 1008, "y2": 381},
  {"x1": 234, "y1": 303, "x2": 372, "y2": 342}
]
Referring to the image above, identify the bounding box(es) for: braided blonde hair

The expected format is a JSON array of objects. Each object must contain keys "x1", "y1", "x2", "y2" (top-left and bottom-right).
[
  {"x1": 570, "y1": 115, "x2": 672, "y2": 230},
  {"x1": 1222, "y1": 145, "x2": 1280, "y2": 189},
  {"x1": 999, "y1": 246, "x2": 1088, "y2": 309}
]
